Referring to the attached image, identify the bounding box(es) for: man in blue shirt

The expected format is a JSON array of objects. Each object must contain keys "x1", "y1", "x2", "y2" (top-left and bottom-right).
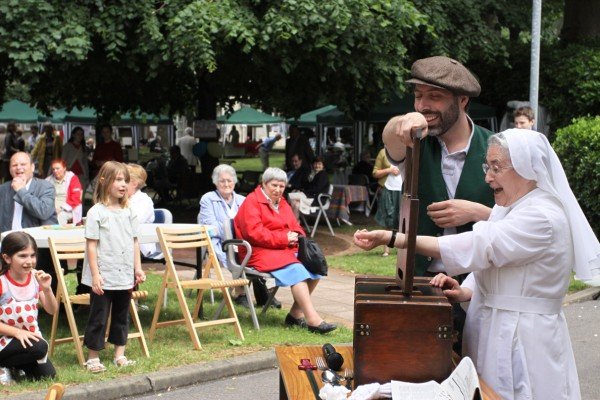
[{"x1": 256, "y1": 133, "x2": 282, "y2": 171}]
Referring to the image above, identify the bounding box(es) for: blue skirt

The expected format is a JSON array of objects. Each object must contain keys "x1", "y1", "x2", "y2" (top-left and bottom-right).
[{"x1": 270, "y1": 263, "x2": 321, "y2": 287}]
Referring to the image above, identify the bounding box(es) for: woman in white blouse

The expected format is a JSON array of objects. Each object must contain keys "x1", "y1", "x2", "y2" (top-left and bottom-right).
[
  {"x1": 126, "y1": 163, "x2": 156, "y2": 257},
  {"x1": 354, "y1": 129, "x2": 600, "y2": 400}
]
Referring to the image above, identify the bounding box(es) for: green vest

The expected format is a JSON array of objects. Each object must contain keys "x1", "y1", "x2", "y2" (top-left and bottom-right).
[{"x1": 410, "y1": 124, "x2": 495, "y2": 276}]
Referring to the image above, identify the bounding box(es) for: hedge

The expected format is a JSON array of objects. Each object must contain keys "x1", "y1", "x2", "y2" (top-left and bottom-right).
[{"x1": 553, "y1": 116, "x2": 600, "y2": 236}]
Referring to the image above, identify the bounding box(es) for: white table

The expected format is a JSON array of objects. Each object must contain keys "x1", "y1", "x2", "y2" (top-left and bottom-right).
[{"x1": 0, "y1": 223, "x2": 205, "y2": 248}]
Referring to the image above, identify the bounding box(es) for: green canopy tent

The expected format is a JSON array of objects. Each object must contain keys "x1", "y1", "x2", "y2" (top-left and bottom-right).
[
  {"x1": 287, "y1": 105, "x2": 338, "y2": 127},
  {"x1": 217, "y1": 107, "x2": 284, "y2": 156},
  {"x1": 217, "y1": 106, "x2": 284, "y2": 125},
  {"x1": 0, "y1": 100, "x2": 40, "y2": 123}
]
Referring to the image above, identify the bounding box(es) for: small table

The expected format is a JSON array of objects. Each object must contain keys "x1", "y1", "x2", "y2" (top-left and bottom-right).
[
  {"x1": 0, "y1": 223, "x2": 203, "y2": 247},
  {"x1": 275, "y1": 345, "x2": 501, "y2": 400},
  {"x1": 326, "y1": 184, "x2": 369, "y2": 223},
  {"x1": 0, "y1": 223, "x2": 209, "y2": 277},
  {"x1": 275, "y1": 345, "x2": 354, "y2": 400}
]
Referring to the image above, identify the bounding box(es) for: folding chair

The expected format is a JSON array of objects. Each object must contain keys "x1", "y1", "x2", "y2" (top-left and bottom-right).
[
  {"x1": 300, "y1": 184, "x2": 335, "y2": 237},
  {"x1": 220, "y1": 220, "x2": 281, "y2": 321},
  {"x1": 150, "y1": 225, "x2": 248, "y2": 350},
  {"x1": 48, "y1": 237, "x2": 149, "y2": 366}
]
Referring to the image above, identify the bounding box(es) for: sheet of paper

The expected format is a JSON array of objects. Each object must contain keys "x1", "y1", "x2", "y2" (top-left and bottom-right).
[
  {"x1": 391, "y1": 380, "x2": 443, "y2": 400},
  {"x1": 438, "y1": 357, "x2": 481, "y2": 400},
  {"x1": 390, "y1": 357, "x2": 481, "y2": 400}
]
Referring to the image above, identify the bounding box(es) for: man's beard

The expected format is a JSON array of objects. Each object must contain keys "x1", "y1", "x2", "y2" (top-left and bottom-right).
[{"x1": 425, "y1": 97, "x2": 460, "y2": 137}]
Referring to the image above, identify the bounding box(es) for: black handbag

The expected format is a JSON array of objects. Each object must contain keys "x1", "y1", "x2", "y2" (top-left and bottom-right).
[{"x1": 297, "y1": 236, "x2": 328, "y2": 276}]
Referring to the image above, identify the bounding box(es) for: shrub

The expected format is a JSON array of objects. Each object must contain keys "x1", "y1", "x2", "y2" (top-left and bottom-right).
[
  {"x1": 541, "y1": 43, "x2": 600, "y2": 130},
  {"x1": 553, "y1": 116, "x2": 600, "y2": 235}
]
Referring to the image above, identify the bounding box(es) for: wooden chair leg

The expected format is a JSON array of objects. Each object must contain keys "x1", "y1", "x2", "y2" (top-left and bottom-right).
[
  {"x1": 176, "y1": 285, "x2": 202, "y2": 350},
  {"x1": 65, "y1": 301, "x2": 87, "y2": 367},
  {"x1": 48, "y1": 292, "x2": 62, "y2": 357},
  {"x1": 149, "y1": 275, "x2": 168, "y2": 341},
  {"x1": 220, "y1": 287, "x2": 244, "y2": 340},
  {"x1": 129, "y1": 300, "x2": 150, "y2": 358}
]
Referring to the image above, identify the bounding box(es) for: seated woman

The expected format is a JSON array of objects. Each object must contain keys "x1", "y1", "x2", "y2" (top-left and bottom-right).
[
  {"x1": 198, "y1": 164, "x2": 245, "y2": 268},
  {"x1": 126, "y1": 164, "x2": 157, "y2": 258},
  {"x1": 46, "y1": 158, "x2": 83, "y2": 226},
  {"x1": 354, "y1": 130, "x2": 596, "y2": 399},
  {"x1": 288, "y1": 157, "x2": 329, "y2": 217},
  {"x1": 198, "y1": 164, "x2": 279, "y2": 308},
  {"x1": 234, "y1": 167, "x2": 337, "y2": 334}
]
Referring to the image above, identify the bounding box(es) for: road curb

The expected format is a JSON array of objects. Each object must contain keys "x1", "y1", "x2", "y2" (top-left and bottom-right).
[
  {"x1": 6, "y1": 350, "x2": 278, "y2": 400},
  {"x1": 563, "y1": 287, "x2": 600, "y2": 305}
]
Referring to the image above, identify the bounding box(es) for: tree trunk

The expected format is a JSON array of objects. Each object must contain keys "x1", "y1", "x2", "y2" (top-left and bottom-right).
[{"x1": 562, "y1": 0, "x2": 600, "y2": 43}]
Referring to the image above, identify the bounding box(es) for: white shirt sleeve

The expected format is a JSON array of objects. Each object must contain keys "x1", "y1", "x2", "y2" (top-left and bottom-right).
[{"x1": 439, "y1": 205, "x2": 554, "y2": 277}]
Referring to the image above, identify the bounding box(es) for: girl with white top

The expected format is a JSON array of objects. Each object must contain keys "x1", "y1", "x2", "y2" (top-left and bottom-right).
[
  {"x1": 0, "y1": 232, "x2": 58, "y2": 385},
  {"x1": 82, "y1": 161, "x2": 145, "y2": 373}
]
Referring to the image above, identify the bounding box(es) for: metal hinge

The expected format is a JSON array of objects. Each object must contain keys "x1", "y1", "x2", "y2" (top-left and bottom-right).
[
  {"x1": 355, "y1": 323, "x2": 371, "y2": 336},
  {"x1": 437, "y1": 325, "x2": 452, "y2": 340}
]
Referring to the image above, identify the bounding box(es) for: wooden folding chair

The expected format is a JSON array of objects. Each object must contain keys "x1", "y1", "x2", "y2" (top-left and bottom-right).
[
  {"x1": 149, "y1": 225, "x2": 249, "y2": 350},
  {"x1": 48, "y1": 237, "x2": 150, "y2": 366}
]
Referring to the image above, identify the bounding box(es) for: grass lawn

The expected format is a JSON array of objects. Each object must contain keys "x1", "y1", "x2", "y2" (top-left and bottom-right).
[
  {"x1": 2, "y1": 273, "x2": 351, "y2": 396},
  {"x1": 223, "y1": 152, "x2": 286, "y2": 172}
]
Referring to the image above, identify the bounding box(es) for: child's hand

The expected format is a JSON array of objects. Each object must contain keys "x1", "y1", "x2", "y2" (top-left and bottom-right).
[
  {"x1": 14, "y1": 329, "x2": 42, "y2": 348},
  {"x1": 33, "y1": 269, "x2": 52, "y2": 290},
  {"x1": 92, "y1": 273, "x2": 104, "y2": 295},
  {"x1": 135, "y1": 268, "x2": 146, "y2": 285}
]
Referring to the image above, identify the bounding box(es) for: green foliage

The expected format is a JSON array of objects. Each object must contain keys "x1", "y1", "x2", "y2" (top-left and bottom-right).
[
  {"x1": 553, "y1": 116, "x2": 600, "y2": 235},
  {"x1": 0, "y1": 0, "x2": 426, "y2": 118},
  {"x1": 541, "y1": 43, "x2": 600, "y2": 129},
  {"x1": 0, "y1": 0, "x2": 575, "y2": 125}
]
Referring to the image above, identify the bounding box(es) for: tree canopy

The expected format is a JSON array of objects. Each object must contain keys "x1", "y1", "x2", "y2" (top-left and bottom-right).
[
  {"x1": 0, "y1": 0, "x2": 593, "y2": 128},
  {"x1": 0, "y1": 0, "x2": 425, "y2": 118}
]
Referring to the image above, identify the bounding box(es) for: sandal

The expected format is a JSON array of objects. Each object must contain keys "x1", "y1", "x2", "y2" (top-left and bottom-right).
[
  {"x1": 84, "y1": 358, "x2": 106, "y2": 373},
  {"x1": 113, "y1": 355, "x2": 136, "y2": 367}
]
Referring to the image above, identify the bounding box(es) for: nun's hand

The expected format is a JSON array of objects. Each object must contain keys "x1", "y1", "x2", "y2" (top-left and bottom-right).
[
  {"x1": 353, "y1": 229, "x2": 390, "y2": 250},
  {"x1": 430, "y1": 273, "x2": 472, "y2": 303}
]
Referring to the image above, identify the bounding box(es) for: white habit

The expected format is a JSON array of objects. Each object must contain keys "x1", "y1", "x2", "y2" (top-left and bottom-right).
[{"x1": 439, "y1": 188, "x2": 580, "y2": 400}]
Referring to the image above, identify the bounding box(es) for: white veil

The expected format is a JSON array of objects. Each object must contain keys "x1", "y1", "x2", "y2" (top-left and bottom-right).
[{"x1": 503, "y1": 129, "x2": 600, "y2": 283}]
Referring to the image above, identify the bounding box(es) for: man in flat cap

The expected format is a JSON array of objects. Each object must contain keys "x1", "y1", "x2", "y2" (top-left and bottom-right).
[{"x1": 383, "y1": 56, "x2": 495, "y2": 352}]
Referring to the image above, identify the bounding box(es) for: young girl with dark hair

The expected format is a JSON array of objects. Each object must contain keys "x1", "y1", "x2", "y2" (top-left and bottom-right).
[{"x1": 0, "y1": 232, "x2": 58, "y2": 385}]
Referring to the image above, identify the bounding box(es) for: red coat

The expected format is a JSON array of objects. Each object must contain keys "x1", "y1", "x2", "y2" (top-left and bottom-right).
[{"x1": 234, "y1": 186, "x2": 305, "y2": 272}]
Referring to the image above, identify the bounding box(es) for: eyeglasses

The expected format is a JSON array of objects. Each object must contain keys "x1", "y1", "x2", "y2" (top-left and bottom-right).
[
  {"x1": 217, "y1": 179, "x2": 234, "y2": 184},
  {"x1": 482, "y1": 163, "x2": 513, "y2": 175}
]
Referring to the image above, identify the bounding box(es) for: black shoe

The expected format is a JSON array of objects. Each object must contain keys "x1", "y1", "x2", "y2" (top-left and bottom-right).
[
  {"x1": 285, "y1": 313, "x2": 307, "y2": 328},
  {"x1": 234, "y1": 295, "x2": 250, "y2": 309},
  {"x1": 256, "y1": 297, "x2": 282, "y2": 309},
  {"x1": 271, "y1": 297, "x2": 282, "y2": 309},
  {"x1": 307, "y1": 321, "x2": 337, "y2": 334}
]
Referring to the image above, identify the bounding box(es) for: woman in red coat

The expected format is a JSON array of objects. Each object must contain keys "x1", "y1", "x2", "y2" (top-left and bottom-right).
[{"x1": 234, "y1": 167, "x2": 337, "y2": 334}]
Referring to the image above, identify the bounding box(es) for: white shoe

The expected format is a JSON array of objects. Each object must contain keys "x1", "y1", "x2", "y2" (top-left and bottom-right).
[{"x1": 0, "y1": 367, "x2": 14, "y2": 385}]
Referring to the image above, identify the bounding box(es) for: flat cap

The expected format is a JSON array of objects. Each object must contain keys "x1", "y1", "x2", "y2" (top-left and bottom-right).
[{"x1": 406, "y1": 56, "x2": 481, "y2": 97}]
